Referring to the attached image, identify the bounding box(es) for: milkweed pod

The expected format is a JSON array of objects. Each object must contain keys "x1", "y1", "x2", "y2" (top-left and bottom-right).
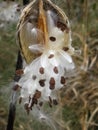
[
  {"x1": 17, "y1": 0, "x2": 75, "y2": 111},
  {"x1": 17, "y1": 0, "x2": 73, "y2": 64}
]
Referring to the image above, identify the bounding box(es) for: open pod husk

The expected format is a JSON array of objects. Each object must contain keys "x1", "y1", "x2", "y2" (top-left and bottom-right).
[{"x1": 17, "y1": 0, "x2": 71, "y2": 64}]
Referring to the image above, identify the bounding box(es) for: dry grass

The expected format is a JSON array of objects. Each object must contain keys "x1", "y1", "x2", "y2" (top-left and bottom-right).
[{"x1": 61, "y1": 38, "x2": 98, "y2": 130}]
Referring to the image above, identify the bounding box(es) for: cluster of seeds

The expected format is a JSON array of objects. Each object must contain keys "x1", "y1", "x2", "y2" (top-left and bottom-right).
[
  {"x1": 57, "y1": 21, "x2": 69, "y2": 32},
  {"x1": 17, "y1": 48, "x2": 74, "y2": 112},
  {"x1": 17, "y1": 0, "x2": 75, "y2": 113}
]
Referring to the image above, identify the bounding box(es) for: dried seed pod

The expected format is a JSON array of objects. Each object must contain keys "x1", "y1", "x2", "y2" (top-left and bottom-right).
[
  {"x1": 18, "y1": 0, "x2": 75, "y2": 110},
  {"x1": 17, "y1": 0, "x2": 71, "y2": 64}
]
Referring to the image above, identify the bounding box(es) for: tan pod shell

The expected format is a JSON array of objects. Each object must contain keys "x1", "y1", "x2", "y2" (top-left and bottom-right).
[{"x1": 17, "y1": 0, "x2": 70, "y2": 64}]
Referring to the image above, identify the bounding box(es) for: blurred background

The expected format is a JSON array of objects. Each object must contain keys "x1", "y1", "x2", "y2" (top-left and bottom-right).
[{"x1": 0, "y1": 0, "x2": 98, "y2": 130}]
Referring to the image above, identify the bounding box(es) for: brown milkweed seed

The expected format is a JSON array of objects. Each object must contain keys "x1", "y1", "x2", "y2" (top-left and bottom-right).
[
  {"x1": 53, "y1": 66, "x2": 58, "y2": 74},
  {"x1": 63, "y1": 47, "x2": 69, "y2": 51},
  {"x1": 13, "y1": 84, "x2": 20, "y2": 91},
  {"x1": 49, "y1": 77, "x2": 55, "y2": 86},
  {"x1": 39, "y1": 102, "x2": 43, "y2": 107},
  {"x1": 24, "y1": 103, "x2": 30, "y2": 114},
  {"x1": 57, "y1": 21, "x2": 67, "y2": 32},
  {"x1": 48, "y1": 101, "x2": 52, "y2": 107},
  {"x1": 53, "y1": 99, "x2": 58, "y2": 105},
  {"x1": 39, "y1": 67, "x2": 44, "y2": 74},
  {"x1": 60, "y1": 76, "x2": 66, "y2": 84},
  {"x1": 34, "y1": 90, "x2": 41, "y2": 99},
  {"x1": 49, "y1": 85, "x2": 55, "y2": 90},
  {"x1": 48, "y1": 54, "x2": 54, "y2": 59},
  {"x1": 49, "y1": 36, "x2": 56, "y2": 41},
  {"x1": 19, "y1": 97, "x2": 22, "y2": 104},
  {"x1": 49, "y1": 96, "x2": 52, "y2": 104},
  {"x1": 39, "y1": 79, "x2": 46, "y2": 87},
  {"x1": 49, "y1": 77, "x2": 55, "y2": 90},
  {"x1": 16, "y1": 69, "x2": 24, "y2": 75},
  {"x1": 33, "y1": 98, "x2": 38, "y2": 104}
]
